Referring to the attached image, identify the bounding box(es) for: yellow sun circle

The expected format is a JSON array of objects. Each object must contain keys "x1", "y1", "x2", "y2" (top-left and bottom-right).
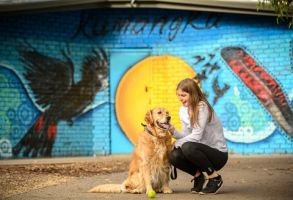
[{"x1": 115, "y1": 55, "x2": 196, "y2": 144}]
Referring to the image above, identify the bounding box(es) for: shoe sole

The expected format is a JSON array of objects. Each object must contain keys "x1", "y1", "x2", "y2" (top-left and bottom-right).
[
  {"x1": 191, "y1": 191, "x2": 199, "y2": 194},
  {"x1": 199, "y1": 184, "x2": 223, "y2": 195},
  {"x1": 191, "y1": 178, "x2": 208, "y2": 194}
]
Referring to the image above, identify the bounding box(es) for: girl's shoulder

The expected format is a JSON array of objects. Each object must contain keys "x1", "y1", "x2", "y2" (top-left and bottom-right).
[
  {"x1": 179, "y1": 106, "x2": 189, "y2": 117},
  {"x1": 179, "y1": 106, "x2": 190, "y2": 123},
  {"x1": 198, "y1": 101, "x2": 208, "y2": 108},
  {"x1": 198, "y1": 101, "x2": 210, "y2": 114},
  {"x1": 179, "y1": 105, "x2": 187, "y2": 113}
]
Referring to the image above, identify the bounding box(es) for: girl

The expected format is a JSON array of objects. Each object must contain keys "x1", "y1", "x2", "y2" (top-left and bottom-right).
[{"x1": 169, "y1": 78, "x2": 228, "y2": 194}]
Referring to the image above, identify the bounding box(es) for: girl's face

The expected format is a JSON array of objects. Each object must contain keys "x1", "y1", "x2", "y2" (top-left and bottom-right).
[{"x1": 177, "y1": 89, "x2": 190, "y2": 107}]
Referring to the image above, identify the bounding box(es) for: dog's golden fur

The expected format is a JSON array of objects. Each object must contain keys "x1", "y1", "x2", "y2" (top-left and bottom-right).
[{"x1": 89, "y1": 107, "x2": 173, "y2": 194}]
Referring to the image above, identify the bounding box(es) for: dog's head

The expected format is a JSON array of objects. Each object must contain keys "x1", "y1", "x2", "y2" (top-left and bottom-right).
[{"x1": 144, "y1": 107, "x2": 171, "y2": 137}]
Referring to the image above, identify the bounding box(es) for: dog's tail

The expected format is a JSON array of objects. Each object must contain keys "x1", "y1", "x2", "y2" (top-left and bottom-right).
[{"x1": 88, "y1": 184, "x2": 122, "y2": 193}]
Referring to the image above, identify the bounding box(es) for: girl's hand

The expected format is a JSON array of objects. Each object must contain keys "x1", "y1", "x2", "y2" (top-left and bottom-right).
[{"x1": 168, "y1": 124, "x2": 175, "y2": 134}]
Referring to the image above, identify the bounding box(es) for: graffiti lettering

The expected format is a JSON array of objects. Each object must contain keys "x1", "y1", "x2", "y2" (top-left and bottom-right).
[
  {"x1": 71, "y1": 11, "x2": 91, "y2": 39},
  {"x1": 114, "y1": 18, "x2": 133, "y2": 33},
  {"x1": 182, "y1": 12, "x2": 220, "y2": 32},
  {"x1": 93, "y1": 19, "x2": 109, "y2": 36},
  {"x1": 149, "y1": 16, "x2": 168, "y2": 34},
  {"x1": 72, "y1": 11, "x2": 221, "y2": 41},
  {"x1": 132, "y1": 18, "x2": 149, "y2": 34},
  {"x1": 169, "y1": 16, "x2": 183, "y2": 41}
]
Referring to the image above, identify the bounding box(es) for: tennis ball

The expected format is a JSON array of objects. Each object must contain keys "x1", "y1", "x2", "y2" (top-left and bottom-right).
[{"x1": 147, "y1": 190, "x2": 156, "y2": 198}]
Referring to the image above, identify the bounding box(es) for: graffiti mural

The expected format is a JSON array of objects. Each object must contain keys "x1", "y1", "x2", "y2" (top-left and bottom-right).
[
  {"x1": 0, "y1": 8, "x2": 292, "y2": 157},
  {"x1": 0, "y1": 139, "x2": 12, "y2": 158},
  {"x1": 0, "y1": 64, "x2": 40, "y2": 158},
  {"x1": 114, "y1": 55, "x2": 195, "y2": 145},
  {"x1": 192, "y1": 52, "x2": 230, "y2": 104},
  {"x1": 0, "y1": 44, "x2": 109, "y2": 158},
  {"x1": 112, "y1": 47, "x2": 293, "y2": 146},
  {"x1": 72, "y1": 11, "x2": 221, "y2": 41},
  {"x1": 221, "y1": 47, "x2": 293, "y2": 138}
]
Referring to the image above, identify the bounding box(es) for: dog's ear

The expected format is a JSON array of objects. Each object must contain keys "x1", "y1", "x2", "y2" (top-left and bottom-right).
[{"x1": 145, "y1": 110, "x2": 154, "y2": 126}]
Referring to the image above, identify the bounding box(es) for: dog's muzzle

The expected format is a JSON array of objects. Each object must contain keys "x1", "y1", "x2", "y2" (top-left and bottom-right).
[{"x1": 156, "y1": 116, "x2": 171, "y2": 130}]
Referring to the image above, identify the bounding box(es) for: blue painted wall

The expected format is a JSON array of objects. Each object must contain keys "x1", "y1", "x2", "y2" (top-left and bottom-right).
[{"x1": 0, "y1": 8, "x2": 292, "y2": 158}]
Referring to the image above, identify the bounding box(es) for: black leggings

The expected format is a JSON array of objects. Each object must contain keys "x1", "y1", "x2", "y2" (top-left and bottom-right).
[{"x1": 170, "y1": 142, "x2": 228, "y2": 176}]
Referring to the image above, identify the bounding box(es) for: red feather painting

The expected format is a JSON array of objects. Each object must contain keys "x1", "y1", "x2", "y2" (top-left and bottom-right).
[{"x1": 221, "y1": 47, "x2": 293, "y2": 138}]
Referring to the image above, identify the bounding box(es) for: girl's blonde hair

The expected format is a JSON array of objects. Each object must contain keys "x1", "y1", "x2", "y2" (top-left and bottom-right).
[{"x1": 176, "y1": 78, "x2": 214, "y2": 127}]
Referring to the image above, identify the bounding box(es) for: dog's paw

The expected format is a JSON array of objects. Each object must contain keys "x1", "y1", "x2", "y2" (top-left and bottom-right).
[
  {"x1": 131, "y1": 188, "x2": 143, "y2": 194},
  {"x1": 162, "y1": 188, "x2": 173, "y2": 194}
]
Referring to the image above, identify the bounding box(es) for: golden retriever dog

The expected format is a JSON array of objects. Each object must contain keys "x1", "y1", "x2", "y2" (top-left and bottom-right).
[{"x1": 89, "y1": 107, "x2": 173, "y2": 194}]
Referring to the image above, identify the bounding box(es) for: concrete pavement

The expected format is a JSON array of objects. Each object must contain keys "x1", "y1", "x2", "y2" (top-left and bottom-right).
[{"x1": 3, "y1": 155, "x2": 293, "y2": 200}]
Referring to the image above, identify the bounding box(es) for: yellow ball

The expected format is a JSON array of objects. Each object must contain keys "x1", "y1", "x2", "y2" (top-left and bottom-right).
[{"x1": 147, "y1": 190, "x2": 156, "y2": 198}]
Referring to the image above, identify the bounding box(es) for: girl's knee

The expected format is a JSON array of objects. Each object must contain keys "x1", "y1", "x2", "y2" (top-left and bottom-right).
[
  {"x1": 181, "y1": 142, "x2": 193, "y2": 153},
  {"x1": 181, "y1": 142, "x2": 203, "y2": 159},
  {"x1": 181, "y1": 142, "x2": 201, "y2": 154},
  {"x1": 169, "y1": 149, "x2": 182, "y2": 166}
]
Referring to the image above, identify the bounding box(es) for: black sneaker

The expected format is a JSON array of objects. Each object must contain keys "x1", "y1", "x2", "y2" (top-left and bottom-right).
[
  {"x1": 199, "y1": 175, "x2": 223, "y2": 194},
  {"x1": 191, "y1": 173, "x2": 205, "y2": 193}
]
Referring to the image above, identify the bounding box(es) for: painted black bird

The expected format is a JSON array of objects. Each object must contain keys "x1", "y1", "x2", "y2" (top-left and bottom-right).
[
  {"x1": 13, "y1": 45, "x2": 108, "y2": 157},
  {"x1": 212, "y1": 76, "x2": 230, "y2": 105},
  {"x1": 203, "y1": 63, "x2": 220, "y2": 74},
  {"x1": 194, "y1": 55, "x2": 205, "y2": 65},
  {"x1": 208, "y1": 53, "x2": 215, "y2": 60},
  {"x1": 194, "y1": 69, "x2": 208, "y2": 83},
  {"x1": 209, "y1": 63, "x2": 220, "y2": 74}
]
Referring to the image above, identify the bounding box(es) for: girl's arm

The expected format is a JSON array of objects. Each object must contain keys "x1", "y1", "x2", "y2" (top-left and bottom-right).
[
  {"x1": 172, "y1": 122, "x2": 190, "y2": 139},
  {"x1": 175, "y1": 103, "x2": 209, "y2": 147}
]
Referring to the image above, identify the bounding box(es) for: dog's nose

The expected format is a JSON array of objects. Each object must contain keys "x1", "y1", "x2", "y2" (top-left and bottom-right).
[{"x1": 166, "y1": 116, "x2": 171, "y2": 122}]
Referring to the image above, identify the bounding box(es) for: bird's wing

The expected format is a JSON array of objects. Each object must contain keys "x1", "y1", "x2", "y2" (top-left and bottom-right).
[
  {"x1": 18, "y1": 47, "x2": 74, "y2": 109},
  {"x1": 212, "y1": 76, "x2": 220, "y2": 93},
  {"x1": 82, "y1": 48, "x2": 108, "y2": 74},
  {"x1": 81, "y1": 48, "x2": 108, "y2": 88}
]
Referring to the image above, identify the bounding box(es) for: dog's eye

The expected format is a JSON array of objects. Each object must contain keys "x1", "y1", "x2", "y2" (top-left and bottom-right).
[{"x1": 157, "y1": 111, "x2": 162, "y2": 114}]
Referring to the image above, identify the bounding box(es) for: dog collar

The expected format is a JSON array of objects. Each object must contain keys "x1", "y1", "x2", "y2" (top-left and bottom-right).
[{"x1": 141, "y1": 123, "x2": 155, "y2": 137}]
